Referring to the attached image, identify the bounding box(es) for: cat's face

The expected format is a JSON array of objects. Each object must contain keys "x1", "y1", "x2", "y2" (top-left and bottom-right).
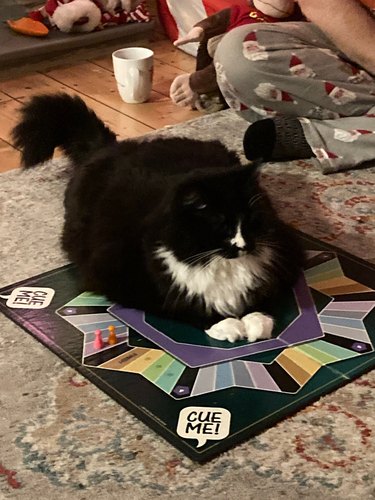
[{"x1": 166, "y1": 166, "x2": 278, "y2": 263}]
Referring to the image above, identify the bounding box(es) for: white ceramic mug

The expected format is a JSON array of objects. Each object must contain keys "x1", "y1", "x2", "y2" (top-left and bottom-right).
[{"x1": 112, "y1": 47, "x2": 154, "y2": 104}]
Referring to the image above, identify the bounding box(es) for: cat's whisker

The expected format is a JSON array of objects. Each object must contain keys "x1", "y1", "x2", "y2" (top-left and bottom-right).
[
  {"x1": 189, "y1": 259, "x2": 213, "y2": 278},
  {"x1": 161, "y1": 250, "x2": 222, "y2": 310},
  {"x1": 182, "y1": 248, "x2": 221, "y2": 266},
  {"x1": 201, "y1": 254, "x2": 226, "y2": 274},
  {"x1": 210, "y1": 254, "x2": 225, "y2": 267},
  {"x1": 161, "y1": 277, "x2": 176, "y2": 307},
  {"x1": 188, "y1": 252, "x2": 221, "y2": 279},
  {"x1": 155, "y1": 247, "x2": 219, "y2": 269},
  {"x1": 171, "y1": 288, "x2": 187, "y2": 313},
  {"x1": 200, "y1": 257, "x2": 219, "y2": 273},
  {"x1": 163, "y1": 255, "x2": 218, "y2": 312},
  {"x1": 257, "y1": 239, "x2": 281, "y2": 250},
  {"x1": 184, "y1": 255, "x2": 213, "y2": 266},
  {"x1": 166, "y1": 286, "x2": 184, "y2": 312},
  {"x1": 248, "y1": 193, "x2": 264, "y2": 209},
  {"x1": 257, "y1": 243, "x2": 279, "y2": 251},
  {"x1": 183, "y1": 248, "x2": 221, "y2": 261}
]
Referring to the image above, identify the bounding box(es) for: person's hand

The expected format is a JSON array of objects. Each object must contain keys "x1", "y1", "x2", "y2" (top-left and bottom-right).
[{"x1": 173, "y1": 26, "x2": 204, "y2": 47}]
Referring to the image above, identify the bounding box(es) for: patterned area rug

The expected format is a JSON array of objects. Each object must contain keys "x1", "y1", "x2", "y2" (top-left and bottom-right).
[{"x1": 0, "y1": 110, "x2": 374, "y2": 499}]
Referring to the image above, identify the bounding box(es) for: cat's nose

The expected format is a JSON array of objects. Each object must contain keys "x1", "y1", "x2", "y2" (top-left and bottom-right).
[
  {"x1": 232, "y1": 242, "x2": 246, "y2": 251},
  {"x1": 232, "y1": 242, "x2": 245, "y2": 250},
  {"x1": 235, "y1": 240, "x2": 255, "y2": 253},
  {"x1": 226, "y1": 243, "x2": 248, "y2": 259},
  {"x1": 233, "y1": 244, "x2": 248, "y2": 257},
  {"x1": 230, "y1": 227, "x2": 246, "y2": 249}
]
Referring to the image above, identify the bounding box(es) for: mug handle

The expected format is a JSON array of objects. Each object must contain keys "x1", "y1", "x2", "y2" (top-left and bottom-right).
[{"x1": 129, "y1": 67, "x2": 141, "y2": 102}]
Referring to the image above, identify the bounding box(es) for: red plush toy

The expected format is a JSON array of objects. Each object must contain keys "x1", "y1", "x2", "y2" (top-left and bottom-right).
[{"x1": 29, "y1": 0, "x2": 150, "y2": 33}]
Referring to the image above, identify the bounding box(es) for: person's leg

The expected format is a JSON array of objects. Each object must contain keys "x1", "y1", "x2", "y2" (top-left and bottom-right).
[
  {"x1": 243, "y1": 111, "x2": 375, "y2": 173},
  {"x1": 299, "y1": 110, "x2": 375, "y2": 173},
  {"x1": 214, "y1": 22, "x2": 375, "y2": 171}
]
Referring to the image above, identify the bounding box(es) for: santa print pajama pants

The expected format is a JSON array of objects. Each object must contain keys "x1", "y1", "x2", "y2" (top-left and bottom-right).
[{"x1": 213, "y1": 22, "x2": 375, "y2": 173}]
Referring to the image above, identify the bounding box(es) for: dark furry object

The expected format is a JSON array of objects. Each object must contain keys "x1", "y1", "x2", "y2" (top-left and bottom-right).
[{"x1": 12, "y1": 93, "x2": 304, "y2": 341}]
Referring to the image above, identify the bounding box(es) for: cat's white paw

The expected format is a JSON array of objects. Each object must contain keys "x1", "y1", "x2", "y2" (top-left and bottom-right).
[
  {"x1": 241, "y1": 312, "x2": 274, "y2": 342},
  {"x1": 206, "y1": 318, "x2": 246, "y2": 343}
]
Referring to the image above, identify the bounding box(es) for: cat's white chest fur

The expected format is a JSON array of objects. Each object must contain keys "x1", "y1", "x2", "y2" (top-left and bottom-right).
[{"x1": 155, "y1": 246, "x2": 272, "y2": 317}]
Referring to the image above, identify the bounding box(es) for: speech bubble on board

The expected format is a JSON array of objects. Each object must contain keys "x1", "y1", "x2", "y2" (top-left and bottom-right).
[
  {"x1": 0, "y1": 287, "x2": 55, "y2": 309},
  {"x1": 177, "y1": 406, "x2": 231, "y2": 448}
]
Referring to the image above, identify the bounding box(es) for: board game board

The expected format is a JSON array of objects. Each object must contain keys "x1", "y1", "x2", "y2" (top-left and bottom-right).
[{"x1": 1, "y1": 233, "x2": 374, "y2": 462}]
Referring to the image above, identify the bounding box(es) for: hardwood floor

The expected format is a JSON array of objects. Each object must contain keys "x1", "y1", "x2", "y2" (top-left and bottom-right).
[{"x1": 0, "y1": 28, "x2": 198, "y2": 173}]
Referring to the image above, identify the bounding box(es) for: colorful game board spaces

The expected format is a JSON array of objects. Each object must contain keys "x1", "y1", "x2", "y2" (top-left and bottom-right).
[
  {"x1": 96, "y1": 345, "x2": 187, "y2": 394},
  {"x1": 304, "y1": 252, "x2": 375, "y2": 344},
  {"x1": 172, "y1": 329, "x2": 373, "y2": 397},
  {"x1": 304, "y1": 253, "x2": 374, "y2": 296},
  {"x1": 83, "y1": 320, "x2": 373, "y2": 399},
  {"x1": 56, "y1": 292, "x2": 128, "y2": 358}
]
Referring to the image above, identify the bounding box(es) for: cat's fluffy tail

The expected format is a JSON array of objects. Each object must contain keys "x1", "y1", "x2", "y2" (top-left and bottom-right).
[{"x1": 12, "y1": 93, "x2": 117, "y2": 167}]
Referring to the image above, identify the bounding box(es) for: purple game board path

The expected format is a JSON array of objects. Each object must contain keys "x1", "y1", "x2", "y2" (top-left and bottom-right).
[
  {"x1": 279, "y1": 275, "x2": 324, "y2": 343},
  {"x1": 109, "y1": 274, "x2": 324, "y2": 368}
]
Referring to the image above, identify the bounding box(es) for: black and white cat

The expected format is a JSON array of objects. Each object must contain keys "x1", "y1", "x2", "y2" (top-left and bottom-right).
[{"x1": 12, "y1": 93, "x2": 304, "y2": 343}]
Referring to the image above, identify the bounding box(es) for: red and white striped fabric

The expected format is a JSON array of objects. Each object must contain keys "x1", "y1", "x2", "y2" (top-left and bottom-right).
[
  {"x1": 157, "y1": 0, "x2": 248, "y2": 55},
  {"x1": 101, "y1": 1, "x2": 150, "y2": 27},
  {"x1": 29, "y1": 0, "x2": 150, "y2": 32}
]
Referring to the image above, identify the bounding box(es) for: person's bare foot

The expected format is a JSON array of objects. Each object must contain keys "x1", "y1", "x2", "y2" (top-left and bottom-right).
[{"x1": 170, "y1": 74, "x2": 199, "y2": 107}]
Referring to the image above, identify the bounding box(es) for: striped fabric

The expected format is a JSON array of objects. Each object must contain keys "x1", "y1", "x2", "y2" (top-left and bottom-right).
[{"x1": 157, "y1": 0, "x2": 248, "y2": 55}]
